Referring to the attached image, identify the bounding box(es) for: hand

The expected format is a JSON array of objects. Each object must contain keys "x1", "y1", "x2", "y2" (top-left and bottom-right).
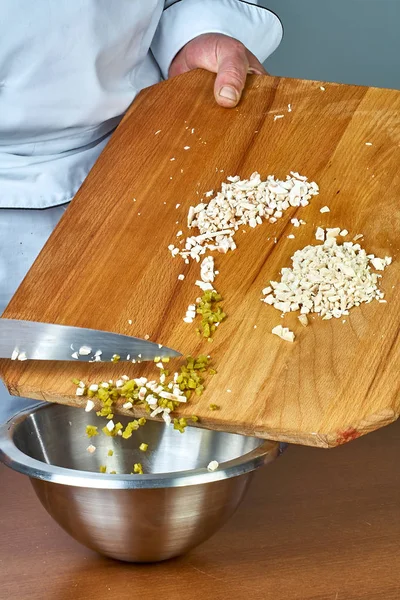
[{"x1": 169, "y1": 33, "x2": 267, "y2": 108}]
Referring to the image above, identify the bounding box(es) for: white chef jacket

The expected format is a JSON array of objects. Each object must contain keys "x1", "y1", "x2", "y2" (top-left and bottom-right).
[
  {"x1": 0, "y1": 0, "x2": 282, "y2": 209},
  {"x1": 0, "y1": 0, "x2": 282, "y2": 421}
]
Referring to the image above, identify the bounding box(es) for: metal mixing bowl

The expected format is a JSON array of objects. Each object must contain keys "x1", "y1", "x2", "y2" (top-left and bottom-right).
[{"x1": 0, "y1": 403, "x2": 281, "y2": 562}]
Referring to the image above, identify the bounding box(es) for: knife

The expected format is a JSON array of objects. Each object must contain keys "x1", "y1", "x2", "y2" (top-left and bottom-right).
[{"x1": 0, "y1": 319, "x2": 181, "y2": 363}]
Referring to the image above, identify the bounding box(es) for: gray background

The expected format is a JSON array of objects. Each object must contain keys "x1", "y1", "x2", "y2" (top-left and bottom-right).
[{"x1": 262, "y1": 0, "x2": 399, "y2": 89}]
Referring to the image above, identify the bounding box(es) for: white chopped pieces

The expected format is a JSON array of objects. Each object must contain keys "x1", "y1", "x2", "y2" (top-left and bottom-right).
[
  {"x1": 177, "y1": 274, "x2": 185, "y2": 281},
  {"x1": 207, "y1": 460, "x2": 219, "y2": 472},
  {"x1": 85, "y1": 400, "x2": 95, "y2": 412},
  {"x1": 340, "y1": 229, "x2": 348, "y2": 237},
  {"x1": 326, "y1": 227, "x2": 341, "y2": 239},
  {"x1": 298, "y1": 314, "x2": 309, "y2": 327},
  {"x1": 76, "y1": 387, "x2": 85, "y2": 396},
  {"x1": 174, "y1": 172, "x2": 319, "y2": 262},
  {"x1": 71, "y1": 351, "x2": 79, "y2": 359},
  {"x1": 287, "y1": 234, "x2": 295, "y2": 239},
  {"x1": 78, "y1": 346, "x2": 92, "y2": 356},
  {"x1": 320, "y1": 86, "x2": 326, "y2": 91},
  {"x1": 262, "y1": 235, "x2": 392, "y2": 320},
  {"x1": 184, "y1": 303, "x2": 197, "y2": 324},
  {"x1": 106, "y1": 420, "x2": 115, "y2": 432},
  {"x1": 200, "y1": 255, "x2": 215, "y2": 283},
  {"x1": 17, "y1": 352, "x2": 28, "y2": 361},
  {"x1": 195, "y1": 280, "x2": 214, "y2": 292},
  {"x1": 87, "y1": 445, "x2": 96, "y2": 454},
  {"x1": 320, "y1": 206, "x2": 330, "y2": 213},
  {"x1": 291, "y1": 218, "x2": 305, "y2": 227},
  {"x1": 184, "y1": 146, "x2": 190, "y2": 150},
  {"x1": 371, "y1": 257, "x2": 392, "y2": 271},
  {"x1": 272, "y1": 325, "x2": 295, "y2": 343},
  {"x1": 365, "y1": 142, "x2": 373, "y2": 146},
  {"x1": 274, "y1": 114, "x2": 284, "y2": 121},
  {"x1": 315, "y1": 227, "x2": 325, "y2": 241}
]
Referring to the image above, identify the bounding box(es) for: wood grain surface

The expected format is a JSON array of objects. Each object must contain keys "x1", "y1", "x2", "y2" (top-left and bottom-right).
[
  {"x1": 1, "y1": 70, "x2": 400, "y2": 447},
  {"x1": 1, "y1": 419, "x2": 400, "y2": 600}
]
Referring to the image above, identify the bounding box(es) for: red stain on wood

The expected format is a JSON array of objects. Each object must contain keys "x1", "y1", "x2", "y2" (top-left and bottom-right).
[{"x1": 336, "y1": 427, "x2": 361, "y2": 445}]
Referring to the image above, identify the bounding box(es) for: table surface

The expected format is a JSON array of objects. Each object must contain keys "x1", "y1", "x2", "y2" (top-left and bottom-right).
[{"x1": 1, "y1": 419, "x2": 399, "y2": 600}]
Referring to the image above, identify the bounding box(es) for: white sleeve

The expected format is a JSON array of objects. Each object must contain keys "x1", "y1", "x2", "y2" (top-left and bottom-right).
[{"x1": 151, "y1": 0, "x2": 283, "y2": 79}]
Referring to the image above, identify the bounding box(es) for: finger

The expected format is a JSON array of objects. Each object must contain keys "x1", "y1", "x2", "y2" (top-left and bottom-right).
[
  {"x1": 247, "y1": 51, "x2": 268, "y2": 76},
  {"x1": 168, "y1": 48, "x2": 191, "y2": 78},
  {"x1": 215, "y1": 45, "x2": 249, "y2": 108}
]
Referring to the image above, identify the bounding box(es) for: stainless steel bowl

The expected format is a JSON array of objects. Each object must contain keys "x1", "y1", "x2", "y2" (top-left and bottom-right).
[{"x1": 0, "y1": 403, "x2": 281, "y2": 562}]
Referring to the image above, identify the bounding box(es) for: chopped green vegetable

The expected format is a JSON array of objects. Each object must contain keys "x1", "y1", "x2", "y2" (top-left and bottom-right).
[
  {"x1": 86, "y1": 425, "x2": 99, "y2": 438},
  {"x1": 196, "y1": 290, "x2": 226, "y2": 340},
  {"x1": 191, "y1": 415, "x2": 199, "y2": 422},
  {"x1": 99, "y1": 465, "x2": 107, "y2": 473},
  {"x1": 209, "y1": 404, "x2": 220, "y2": 411},
  {"x1": 111, "y1": 354, "x2": 120, "y2": 363},
  {"x1": 110, "y1": 470, "x2": 117, "y2": 474},
  {"x1": 72, "y1": 378, "x2": 81, "y2": 386},
  {"x1": 102, "y1": 422, "x2": 123, "y2": 437},
  {"x1": 173, "y1": 417, "x2": 187, "y2": 433},
  {"x1": 108, "y1": 449, "x2": 114, "y2": 457},
  {"x1": 139, "y1": 443, "x2": 148, "y2": 452},
  {"x1": 133, "y1": 463, "x2": 144, "y2": 474}
]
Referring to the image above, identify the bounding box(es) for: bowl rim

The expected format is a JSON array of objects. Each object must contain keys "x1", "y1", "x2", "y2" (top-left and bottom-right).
[{"x1": 0, "y1": 404, "x2": 281, "y2": 489}]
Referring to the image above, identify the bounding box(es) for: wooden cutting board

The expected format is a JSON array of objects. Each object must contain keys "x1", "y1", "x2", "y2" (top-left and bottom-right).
[{"x1": 1, "y1": 70, "x2": 399, "y2": 448}]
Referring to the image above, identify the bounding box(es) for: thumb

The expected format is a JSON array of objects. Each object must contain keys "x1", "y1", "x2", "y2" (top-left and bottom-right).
[{"x1": 214, "y1": 44, "x2": 249, "y2": 108}]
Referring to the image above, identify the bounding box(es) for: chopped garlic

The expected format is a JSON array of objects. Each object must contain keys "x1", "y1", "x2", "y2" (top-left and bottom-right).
[
  {"x1": 11, "y1": 349, "x2": 19, "y2": 361},
  {"x1": 320, "y1": 206, "x2": 330, "y2": 213},
  {"x1": 326, "y1": 227, "x2": 341, "y2": 239},
  {"x1": 370, "y1": 257, "x2": 387, "y2": 271},
  {"x1": 177, "y1": 274, "x2": 185, "y2": 280},
  {"x1": 87, "y1": 445, "x2": 96, "y2": 454},
  {"x1": 123, "y1": 401, "x2": 133, "y2": 409},
  {"x1": 71, "y1": 351, "x2": 79, "y2": 359},
  {"x1": 17, "y1": 352, "x2": 27, "y2": 361},
  {"x1": 315, "y1": 227, "x2": 325, "y2": 241},
  {"x1": 272, "y1": 325, "x2": 295, "y2": 342},
  {"x1": 106, "y1": 420, "x2": 115, "y2": 432},
  {"x1": 76, "y1": 387, "x2": 85, "y2": 396},
  {"x1": 298, "y1": 314, "x2": 309, "y2": 327},
  {"x1": 274, "y1": 114, "x2": 284, "y2": 121},
  {"x1": 262, "y1": 238, "x2": 392, "y2": 320},
  {"x1": 85, "y1": 400, "x2": 95, "y2": 412},
  {"x1": 207, "y1": 460, "x2": 219, "y2": 472},
  {"x1": 78, "y1": 346, "x2": 92, "y2": 356}
]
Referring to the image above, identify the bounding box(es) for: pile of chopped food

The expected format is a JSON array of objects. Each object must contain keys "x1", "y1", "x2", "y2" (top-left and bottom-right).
[
  {"x1": 80, "y1": 355, "x2": 214, "y2": 469},
  {"x1": 169, "y1": 171, "x2": 319, "y2": 338},
  {"x1": 262, "y1": 228, "x2": 391, "y2": 321},
  {"x1": 78, "y1": 170, "x2": 393, "y2": 473},
  {"x1": 169, "y1": 171, "x2": 319, "y2": 261}
]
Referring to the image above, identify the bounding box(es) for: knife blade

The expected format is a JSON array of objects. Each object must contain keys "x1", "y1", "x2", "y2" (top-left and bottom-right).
[{"x1": 0, "y1": 319, "x2": 181, "y2": 363}]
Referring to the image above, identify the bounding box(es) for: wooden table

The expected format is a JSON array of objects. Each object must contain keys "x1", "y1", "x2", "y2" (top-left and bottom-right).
[{"x1": 1, "y1": 420, "x2": 399, "y2": 600}]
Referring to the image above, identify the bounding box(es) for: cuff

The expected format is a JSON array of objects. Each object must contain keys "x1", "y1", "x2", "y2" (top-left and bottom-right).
[{"x1": 151, "y1": 0, "x2": 283, "y2": 79}]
